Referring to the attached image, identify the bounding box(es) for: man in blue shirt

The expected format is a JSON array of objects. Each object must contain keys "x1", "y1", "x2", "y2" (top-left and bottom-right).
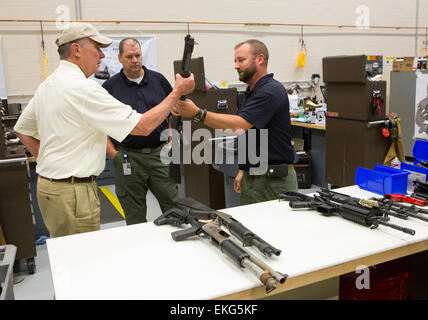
[
  {"x1": 103, "y1": 38, "x2": 179, "y2": 224},
  {"x1": 175, "y1": 39, "x2": 298, "y2": 205}
]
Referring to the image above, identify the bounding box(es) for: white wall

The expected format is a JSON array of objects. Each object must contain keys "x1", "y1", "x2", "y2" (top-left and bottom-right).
[{"x1": 1, "y1": 0, "x2": 427, "y2": 107}]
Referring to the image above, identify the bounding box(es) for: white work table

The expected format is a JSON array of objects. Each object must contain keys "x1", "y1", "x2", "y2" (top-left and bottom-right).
[{"x1": 46, "y1": 186, "x2": 428, "y2": 300}]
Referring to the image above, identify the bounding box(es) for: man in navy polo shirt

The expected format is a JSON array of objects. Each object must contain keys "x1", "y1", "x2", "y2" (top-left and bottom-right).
[
  {"x1": 175, "y1": 39, "x2": 298, "y2": 205},
  {"x1": 102, "y1": 38, "x2": 179, "y2": 224}
]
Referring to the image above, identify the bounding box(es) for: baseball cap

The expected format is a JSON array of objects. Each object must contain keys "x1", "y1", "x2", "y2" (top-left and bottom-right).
[{"x1": 55, "y1": 22, "x2": 113, "y2": 48}]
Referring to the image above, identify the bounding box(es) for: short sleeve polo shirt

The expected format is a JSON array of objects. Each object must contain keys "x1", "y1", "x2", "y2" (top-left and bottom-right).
[
  {"x1": 14, "y1": 60, "x2": 141, "y2": 178},
  {"x1": 102, "y1": 66, "x2": 172, "y2": 149},
  {"x1": 238, "y1": 73, "x2": 295, "y2": 170}
]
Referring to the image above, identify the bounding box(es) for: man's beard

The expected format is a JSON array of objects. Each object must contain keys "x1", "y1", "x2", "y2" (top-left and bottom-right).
[{"x1": 238, "y1": 64, "x2": 257, "y2": 83}]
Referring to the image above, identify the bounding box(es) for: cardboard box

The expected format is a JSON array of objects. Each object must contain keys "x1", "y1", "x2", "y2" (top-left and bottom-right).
[{"x1": 392, "y1": 57, "x2": 414, "y2": 71}]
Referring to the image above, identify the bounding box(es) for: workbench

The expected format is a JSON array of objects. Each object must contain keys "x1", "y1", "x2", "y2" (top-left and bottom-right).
[
  {"x1": 46, "y1": 186, "x2": 428, "y2": 300},
  {"x1": 290, "y1": 120, "x2": 326, "y2": 131},
  {"x1": 291, "y1": 120, "x2": 326, "y2": 188}
]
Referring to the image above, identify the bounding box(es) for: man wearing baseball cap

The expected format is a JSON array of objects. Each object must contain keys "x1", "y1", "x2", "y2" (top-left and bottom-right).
[
  {"x1": 55, "y1": 22, "x2": 113, "y2": 48},
  {"x1": 14, "y1": 22, "x2": 195, "y2": 238}
]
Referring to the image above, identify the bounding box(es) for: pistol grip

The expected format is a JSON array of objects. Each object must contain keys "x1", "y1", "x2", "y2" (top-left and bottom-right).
[{"x1": 171, "y1": 226, "x2": 200, "y2": 241}]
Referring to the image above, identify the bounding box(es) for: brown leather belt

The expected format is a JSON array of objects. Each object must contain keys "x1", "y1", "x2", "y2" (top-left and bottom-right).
[{"x1": 40, "y1": 175, "x2": 96, "y2": 183}]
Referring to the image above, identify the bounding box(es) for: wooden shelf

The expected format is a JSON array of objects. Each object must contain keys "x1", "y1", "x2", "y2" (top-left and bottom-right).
[{"x1": 291, "y1": 120, "x2": 326, "y2": 130}]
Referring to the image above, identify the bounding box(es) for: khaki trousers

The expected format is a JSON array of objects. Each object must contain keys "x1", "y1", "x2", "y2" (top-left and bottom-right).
[{"x1": 37, "y1": 176, "x2": 100, "y2": 238}]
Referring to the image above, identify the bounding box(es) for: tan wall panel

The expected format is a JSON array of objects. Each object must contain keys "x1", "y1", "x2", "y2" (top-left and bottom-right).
[{"x1": 0, "y1": 0, "x2": 426, "y2": 107}]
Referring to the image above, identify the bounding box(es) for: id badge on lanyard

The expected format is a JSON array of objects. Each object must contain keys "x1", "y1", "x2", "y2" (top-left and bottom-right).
[{"x1": 122, "y1": 153, "x2": 132, "y2": 175}]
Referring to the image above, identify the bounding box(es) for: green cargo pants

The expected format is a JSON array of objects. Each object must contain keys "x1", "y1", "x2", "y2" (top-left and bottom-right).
[
  {"x1": 240, "y1": 164, "x2": 298, "y2": 205},
  {"x1": 113, "y1": 144, "x2": 179, "y2": 225}
]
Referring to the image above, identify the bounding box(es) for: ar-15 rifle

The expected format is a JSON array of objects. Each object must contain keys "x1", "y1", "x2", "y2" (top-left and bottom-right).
[
  {"x1": 315, "y1": 189, "x2": 406, "y2": 219},
  {"x1": 317, "y1": 189, "x2": 416, "y2": 235},
  {"x1": 280, "y1": 190, "x2": 389, "y2": 222},
  {"x1": 154, "y1": 207, "x2": 287, "y2": 293},
  {"x1": 316, "y1": 188, "x2": 428, "y2": 224},
  {"x1": 279, "y1": 190, "x2": 415, "y2": 235},
  {"x1": 279, "y1": 191, "x2": 337, "y2": 215}
]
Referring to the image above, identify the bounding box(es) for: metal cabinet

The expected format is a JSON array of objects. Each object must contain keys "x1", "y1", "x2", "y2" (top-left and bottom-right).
[
  {"x1": 0, "y1": 158, "x2": 36, "y2": 274},
  {"x1": 323, "y1": 55, "x2": 390, "y2": 187},
  {"x1": 179, "y1": 88, "x2": 239, "y2": 209},
  {"x1": 28, "y1": 162, "x2": 49, "y2": 240}
]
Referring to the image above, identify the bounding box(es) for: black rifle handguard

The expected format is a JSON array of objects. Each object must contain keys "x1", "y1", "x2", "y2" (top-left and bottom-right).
[
  {"x1": 228, "y1": 221, "x2": 281, "y2": 257},
  {"x1": 215, "y1": 211, "x2": 282, "y2": 257},
  {"x1": 179, "y1": 34, "x2": 195, "y2": 101},
  {"x1": 338, "y1": 204, "x2": 372, "y2": 226},
  {"x1": 220, "y1": 239, "x2": 251, "y2": 268}
]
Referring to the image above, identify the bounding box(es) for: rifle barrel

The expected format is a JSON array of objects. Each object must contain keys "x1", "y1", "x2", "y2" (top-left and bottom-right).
[
  {"x1": 406, "y1": 212, "x2": 428, "y2": 223},
  {"x1": 202, "y1": 223, "x2": 287, "y2": 292},
  {"x1": 241, "y1": 258, "x2": 277, "y2": 293},
  {"x1": 216, "y1": 211, "x2": 282, "y2": 257},
  {"x1": 378, "y1": 220, "x2": 416, "y2": 235}
]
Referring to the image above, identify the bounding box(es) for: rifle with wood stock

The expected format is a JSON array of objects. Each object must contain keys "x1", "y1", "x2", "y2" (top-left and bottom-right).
[{"x1": 154, "y1": 202, "x2": 287, "y2": 293}]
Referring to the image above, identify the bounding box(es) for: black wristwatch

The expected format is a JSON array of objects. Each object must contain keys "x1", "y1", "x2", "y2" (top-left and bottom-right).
[{"x1": 193, "y1": 108, "x2": 203, "y2": 123}]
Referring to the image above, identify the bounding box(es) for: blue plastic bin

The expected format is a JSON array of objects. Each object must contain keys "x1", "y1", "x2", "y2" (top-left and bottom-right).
[
  {"x1": 355, "y1": 164, "x2": 410, "y2": 195},
  {"x1": 400, "y1": 162, "x2": 428, "y2": 182},
  {"x1": 400, "y1": 162, "x2": 428, "y2": 191},
  {"x1": 413, "y1": 140, "x2": 428, "y2": 165}
]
